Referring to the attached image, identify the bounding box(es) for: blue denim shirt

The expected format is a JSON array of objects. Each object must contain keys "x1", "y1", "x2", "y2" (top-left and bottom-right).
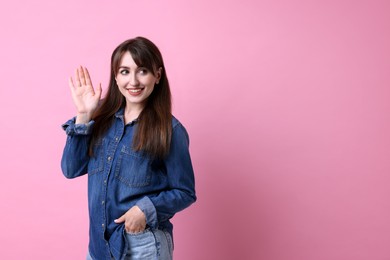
[{"x1": 61, "y1": 108, "x2": 196, "y2": 260}]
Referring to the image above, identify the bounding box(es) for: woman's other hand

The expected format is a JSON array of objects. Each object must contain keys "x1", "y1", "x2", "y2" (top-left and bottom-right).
[
  {"x1": 69, "y1": 66, "x2": 102, "y2": 124},
  {"x1": 114, "y1": 206, "x2": 147, "y2": 233}
]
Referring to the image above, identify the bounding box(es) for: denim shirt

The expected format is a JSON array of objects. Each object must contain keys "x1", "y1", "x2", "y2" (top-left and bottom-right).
[{"x1": 61, "y1": 108, "x2": 196, "y2": 260}]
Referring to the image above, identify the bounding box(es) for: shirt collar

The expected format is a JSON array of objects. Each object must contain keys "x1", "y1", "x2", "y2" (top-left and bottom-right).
[
  {"x1": 114, "y1": 107, "x2": 125, "y2": 118},
  {"x1": 114, "y1": 107, "x2": 139, "y2": 125}
]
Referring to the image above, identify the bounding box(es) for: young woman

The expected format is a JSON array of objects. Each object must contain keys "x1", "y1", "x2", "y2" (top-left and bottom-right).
[{"x1": 61, "y1": 37, "x2": 196, "y2": 260}]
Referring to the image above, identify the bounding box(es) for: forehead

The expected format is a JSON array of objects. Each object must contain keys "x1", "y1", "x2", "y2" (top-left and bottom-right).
[{"x1": 119, "y1": 52, "x2": 137, "y2": 68}]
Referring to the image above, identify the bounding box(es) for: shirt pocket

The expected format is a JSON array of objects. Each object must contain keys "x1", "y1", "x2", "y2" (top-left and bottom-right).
[
  {"x1": 114, "y1": 145, "x2": 151, "y2": 188},
  {"x1": 88, "y1": 139, "x2": 104, "y2": 176}
]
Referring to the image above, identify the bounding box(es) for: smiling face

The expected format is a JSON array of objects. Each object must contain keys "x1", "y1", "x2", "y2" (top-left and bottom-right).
[{"x1": 115, "y1": 51, "x2": 161, "y2": 110}]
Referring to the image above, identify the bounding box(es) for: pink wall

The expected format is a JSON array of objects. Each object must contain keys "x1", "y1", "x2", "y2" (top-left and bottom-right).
[{"x1": 0, "y1": 0, "x2": 389, "y2": 259}]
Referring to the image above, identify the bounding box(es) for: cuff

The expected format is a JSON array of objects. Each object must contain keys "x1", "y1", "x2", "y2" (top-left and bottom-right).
[
  {"x1": 136, "y1": 196, "x2": 158, "y2": 229},
  {"x1": 62, "y1": 117, "x2": 95, "y2": 135}
]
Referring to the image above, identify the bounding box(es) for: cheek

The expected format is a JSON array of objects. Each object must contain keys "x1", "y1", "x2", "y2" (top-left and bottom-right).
[
  {"x1": 144, "y1": 77, "x2": 157, "y2": 87},
  {"x1": 116, "y1": 82, "x2": 127, "y2": 94},
  {"x1": 116, "y1": 78, "x2": 127, "y2": 87},
  {"x1": 116, "y1": 74, "x2": 128, "y2": 83},
  {"x1": 146, "y1": 86, "x2": 155, "y2": 97}
]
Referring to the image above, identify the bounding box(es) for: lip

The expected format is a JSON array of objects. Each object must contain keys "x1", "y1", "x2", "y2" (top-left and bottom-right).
[{"x1": 127, "y1": 88, "x2": 144, "y2": 96}]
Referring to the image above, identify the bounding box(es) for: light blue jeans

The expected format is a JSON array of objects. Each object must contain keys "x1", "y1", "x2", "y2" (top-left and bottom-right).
[{"x1": 87, "y1": 228, "x2": 173, "y2": 260}]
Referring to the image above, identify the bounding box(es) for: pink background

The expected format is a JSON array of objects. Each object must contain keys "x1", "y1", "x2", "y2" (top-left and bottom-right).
[{"x1": 0, "y1": 0, "x2": 389, "y2": 259}]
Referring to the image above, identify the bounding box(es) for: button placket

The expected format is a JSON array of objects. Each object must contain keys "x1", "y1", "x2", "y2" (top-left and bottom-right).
[
  {"x1": 101, "y1": 142, "x2": 116, "y2": 236},
  {"x1": 101, "y1": 131, "x2": 123, "y2": 238}
]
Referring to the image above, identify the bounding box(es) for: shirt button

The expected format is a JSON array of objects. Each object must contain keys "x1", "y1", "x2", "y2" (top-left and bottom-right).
[
  {"x1": 102, "y1": 224, "x2": 105, "y2": 228},
  {"x1": 115, "y1": 137, "x2": 119, "y2": 141},
  {"x1": 108, "y1": 156, "x2": 111, "y2": 161},
  {"x1": 102, "y1": 200, "x2": 105, "y2": 205},
  {"x1": 103, "y1": 180, "x2": 107, "y2": 185}
]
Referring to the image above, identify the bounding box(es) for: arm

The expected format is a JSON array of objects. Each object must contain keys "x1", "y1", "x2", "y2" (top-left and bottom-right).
[
  {"x1": 61, "y1": 118, "x2": 94, "y2": 179},
  {"x1": 136, "y1": 122, "x2": 197, "y2": 228},
  {"x1": 61, "y1": 66, "x2": 102, "y2": 179}
]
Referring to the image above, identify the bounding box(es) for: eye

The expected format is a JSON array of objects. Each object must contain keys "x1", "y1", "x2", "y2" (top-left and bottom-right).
[
  {"x1": 138, "y1": 68, "x2": 149, "y2": 75},
  {"x1": 119, "y1": 69, "x2": 129, "y2": 75}
]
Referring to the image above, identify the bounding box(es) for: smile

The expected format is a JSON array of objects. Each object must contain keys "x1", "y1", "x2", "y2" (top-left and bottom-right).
[
  {"x1": 126, "y1": 88, "x2": 144, "y2": 96},
  {"x1": 129, "y1": 89, "x2": 142, "y2": 93}
]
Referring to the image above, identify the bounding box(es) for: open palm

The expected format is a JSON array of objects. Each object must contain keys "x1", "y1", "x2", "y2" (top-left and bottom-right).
[{"x1": 69, "y1": 66, "x2": 102, "y2": 122}]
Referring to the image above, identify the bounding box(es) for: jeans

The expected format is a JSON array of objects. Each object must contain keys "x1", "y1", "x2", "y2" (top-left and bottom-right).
[{"x1": 86, "y1": 229, "x2": 173, "y2": 260}]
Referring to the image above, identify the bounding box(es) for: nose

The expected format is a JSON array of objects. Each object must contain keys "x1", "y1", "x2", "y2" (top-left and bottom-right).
[{"x1": 129, "y1": 72, "x2": 139, "y2": 86}]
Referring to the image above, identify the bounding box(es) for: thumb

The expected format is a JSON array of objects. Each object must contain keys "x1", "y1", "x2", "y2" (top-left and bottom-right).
[{"x1": 114, "y1": 214, "x2": 125, "y2": 223}]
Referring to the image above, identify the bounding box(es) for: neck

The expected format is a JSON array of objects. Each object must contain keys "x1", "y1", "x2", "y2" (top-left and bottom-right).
[{"x1": 124, "y1": 104, "x2": 144, "y2": 124}]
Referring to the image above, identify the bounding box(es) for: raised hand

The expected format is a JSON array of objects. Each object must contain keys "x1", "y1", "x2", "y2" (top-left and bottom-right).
[{"x1": 69, "y1": 66, "x2": 102, "y2": 124}]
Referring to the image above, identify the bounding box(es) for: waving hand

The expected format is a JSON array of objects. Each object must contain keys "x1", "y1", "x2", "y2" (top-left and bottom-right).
[{"x1": 69, "y1": 66, "x2": 102, "y2": 124}]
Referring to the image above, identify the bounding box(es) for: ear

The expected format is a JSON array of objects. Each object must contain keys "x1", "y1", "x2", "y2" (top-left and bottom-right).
[{"x1": 155, "y1": 67, "x2": 162, "y2": 84}]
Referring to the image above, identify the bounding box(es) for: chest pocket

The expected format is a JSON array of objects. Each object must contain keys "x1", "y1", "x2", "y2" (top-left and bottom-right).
[
  {"x1": 114, "y1": 145, "x2": 151, "y2": 188},
  {"x1": 88, "y1": 139, "x2": 104, "y2": 176}
]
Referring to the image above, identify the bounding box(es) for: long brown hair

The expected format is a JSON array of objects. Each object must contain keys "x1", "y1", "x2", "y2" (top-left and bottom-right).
[{"x1": 89, "y1": 37, "x2": 172, "y2": 159}]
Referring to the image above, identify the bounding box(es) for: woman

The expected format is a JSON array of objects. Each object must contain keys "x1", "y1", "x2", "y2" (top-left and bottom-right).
[{"x1": 61, "y1": 37, "x2": 196, "y2": 260}]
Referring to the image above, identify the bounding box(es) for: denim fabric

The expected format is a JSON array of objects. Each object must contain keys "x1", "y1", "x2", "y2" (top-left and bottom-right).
[
  {"x1": 61, "y1": 108, "x2": 196, "y2": 260},
  {"x1": 87, "y1": 229, "x2": 172, "y2": 260},
  {"x1": 125, "y1": 228, "x2": 173, "y2": 259}
]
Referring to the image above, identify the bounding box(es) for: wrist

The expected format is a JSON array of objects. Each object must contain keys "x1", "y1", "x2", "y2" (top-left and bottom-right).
[{"x1": 75, "y1": 112, "x2": 93, "y2": 124}]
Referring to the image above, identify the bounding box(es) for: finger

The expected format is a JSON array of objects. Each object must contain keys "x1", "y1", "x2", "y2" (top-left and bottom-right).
[
  {"x1": 79, "y1": 65, "x2": 86, "y2": 85},
  {"x1": 114, "y1": 215, "x2": 125, "y2": 223},
  {"x1": 126, "y1": 225, "x2": 133, "y2": 233},
  {"x1": 68, "y1": 77, "x2": 75, "y2": 90},
  {"x1": 96, "y1": 83, "x2": 102, "y2": 99},
  {"x1": 129, "y1": 225, "x2": 144, "y2": 233},
  {"x1": 84, "y1": 67, "x2": 92, "y2": 87},
  {"x1": 69, "y1": 78, "x2": 76, "y2": 97},
  {"x1": 75, "y1": 68, "x2": 82, "y2": 87},
  {"x1": 127, "y1": 225, "x2": 139, "y2": 233}
]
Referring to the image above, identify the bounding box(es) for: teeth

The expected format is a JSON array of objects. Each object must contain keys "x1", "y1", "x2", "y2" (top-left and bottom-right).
[{"x1": 129, "y1": 89, "x2": 142, "y2": 93}]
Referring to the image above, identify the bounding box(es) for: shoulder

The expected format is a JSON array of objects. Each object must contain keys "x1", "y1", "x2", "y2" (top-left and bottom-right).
[
  {"x1": 171, "y1": 115, "x2": 190, "y2": 141},
  {"x1": 171, "y1": 115, "x2": 187, "y2": 131},
  {"x1": 171, "y1": 115, "x2": 181, "y2": 129}
]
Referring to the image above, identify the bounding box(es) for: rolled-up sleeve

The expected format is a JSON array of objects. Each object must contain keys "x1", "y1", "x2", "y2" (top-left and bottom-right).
[
  {"x1": 62, "y1": 117, "x2": 95, "y2": 136},
  {"x1": 61, "y1": 117, "x2": 95, "y2": 179}
]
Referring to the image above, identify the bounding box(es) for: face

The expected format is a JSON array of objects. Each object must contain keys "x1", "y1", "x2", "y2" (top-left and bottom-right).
[{"x1": 115, "y1": 52, "x2": 161, "y2": 109}]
